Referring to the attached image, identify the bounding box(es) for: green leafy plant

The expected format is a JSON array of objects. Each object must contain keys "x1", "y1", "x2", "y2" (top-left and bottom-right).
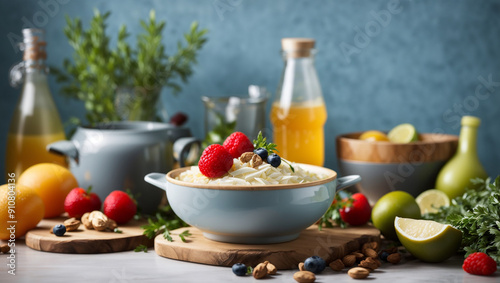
[
  {"x1": 424, "y1": 176, "x2": 500, "y2": 263},
  {"x1": 53, "y1": 9, "x2": 208, "y2": 125}
]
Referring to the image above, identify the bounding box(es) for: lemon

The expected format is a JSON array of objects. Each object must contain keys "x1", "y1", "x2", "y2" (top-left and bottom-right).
[
  {"x1": 359, "y1": 130, "x2": 389, "y2": 142},
  {"x1": 416, "y1": 189, "x2": 450, "y2": 215},
  {"x1": 387, "y1": 123, "x2": 418, "y2": 143},
  {"x1": 0, "y1": 184, "x2": 45, "y2": 240},
  {"x1": 395, "y1": 217, "x2": 462, "y2": 263},
  {"x1": 371, "y1": 191, "x2": 421, "y2": 240}
]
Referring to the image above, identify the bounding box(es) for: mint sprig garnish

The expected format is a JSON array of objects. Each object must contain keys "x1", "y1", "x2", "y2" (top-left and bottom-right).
[
  {"x1": 253, "y1": 131, "x2": 278, "y2": 153},
  {"x1": 253, "y1": 131, "x2": 294, "y2": 172}
]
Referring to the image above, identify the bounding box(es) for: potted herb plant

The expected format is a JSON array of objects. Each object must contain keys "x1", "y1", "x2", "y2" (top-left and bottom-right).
[{"x1": 53, "y1": 9, "x2": 208, "y2": 124}]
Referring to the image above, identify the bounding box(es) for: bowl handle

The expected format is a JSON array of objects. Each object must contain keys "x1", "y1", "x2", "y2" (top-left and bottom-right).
[
  {"x1": 336, "y1": 175, "x2": 361, "y2": 191},
  {"x1": 144, "y1": 173, "x2": 167, "y2": 191}
]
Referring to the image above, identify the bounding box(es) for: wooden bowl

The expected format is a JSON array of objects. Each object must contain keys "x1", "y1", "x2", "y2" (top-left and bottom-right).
[{"x1": 336, "y1": 132, "x2": 458, "y2": 204}]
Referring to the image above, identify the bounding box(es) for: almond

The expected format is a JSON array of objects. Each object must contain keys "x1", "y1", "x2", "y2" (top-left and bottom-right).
[
  {"x1": 363, "y1": 248, "x2": 378, "y2": 259},
  {"x1": 0, "y1": 244, "x2": 9, "y2": 253},
  {"x1": 293, "y1": 271, "x2": 316, "y2": 283},
  {"x1": 342, "y1": 254, "x2": 356, "y2": 267},
  {"x1": 359, "y1": 257, "x2": 378, "y2": 270},
  {"x1": 329, "y1": 259, "x2": 344, "y2": 271},
  {"x1": 63, "y1": 218, "x2": 81, "y2": 232},
  {"x1": 348, "y1": 267, "x2": 370, "y2": 279},
  {"x1": 352, "y1": 251, "x2": 365, "y2": 260},
  {"x1": 298, "y1": 262, "x2": 305, "y2": 271},
  {"x1": 265, "y1": 261, "x2": 277, "y2": 275},
  {"x1": 253, "y1": 262, "x2": 268, "y2": 279},
  {"x1": 387, "y1": 253, "x2": 401, "y2": 264}
]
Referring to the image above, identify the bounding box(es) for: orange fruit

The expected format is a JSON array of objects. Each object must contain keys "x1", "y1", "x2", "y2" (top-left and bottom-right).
[
  {"x1": 0, "y1": 184, "x2": 45, "y2": 239},
  {"x1": 18, "y1": 163, "x2": 78, "y2": 218}
]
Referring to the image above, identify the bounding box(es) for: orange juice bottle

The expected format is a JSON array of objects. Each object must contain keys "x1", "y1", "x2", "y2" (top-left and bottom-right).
[
  {"x1": 270, "y1": 38, "x2": 327, "y2": 166},
  {"x1": 5, "y1": 29, "x2": 67, "y2": 179}
]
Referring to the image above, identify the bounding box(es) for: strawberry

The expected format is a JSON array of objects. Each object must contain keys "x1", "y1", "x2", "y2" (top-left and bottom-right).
[
  {"x1": 339, "y1": 193, "x2": 371, "y2": 226},
  {"x1": 64, "y1": 187, "x2": 102, "y2": 219},
  {"x1": 198, "y1": 144, "x2": 233, "y2": 178},
  {"x1": 103, "y1": 191, "x2": 137, "y2": 224},
  {"x1": 223, "y1": 132, "x2": 254, "y2": 158},
  {"x1": 463, "y1": 252, "x2": 497, "y2": 276}
]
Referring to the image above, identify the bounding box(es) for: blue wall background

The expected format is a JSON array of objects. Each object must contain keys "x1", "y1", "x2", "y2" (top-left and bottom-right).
[{"x1": 1, "y1": 0, "x2": 499, "y2": 184}]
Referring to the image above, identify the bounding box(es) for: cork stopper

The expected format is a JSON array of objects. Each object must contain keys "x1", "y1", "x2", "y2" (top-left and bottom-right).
[
  {"x1": 22, "y1": 28, "x2": 47, "y2": 61},
  {"x1": 281, "y1": 38, "x2": 315, "y2": 58}
]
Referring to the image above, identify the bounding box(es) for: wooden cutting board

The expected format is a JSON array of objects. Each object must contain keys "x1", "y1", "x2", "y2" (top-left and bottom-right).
[
  {"x1": 155, "y1": 225, "x2": 380, "y2": 270},
  {"x1": 25, "y1": 217, "x2": 153, "y2": 253}
]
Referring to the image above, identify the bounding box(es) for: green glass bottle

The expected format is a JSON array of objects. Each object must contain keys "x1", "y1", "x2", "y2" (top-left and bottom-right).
[{"x1": 436, "y1": 116, "x2": 488, "y2": 199}]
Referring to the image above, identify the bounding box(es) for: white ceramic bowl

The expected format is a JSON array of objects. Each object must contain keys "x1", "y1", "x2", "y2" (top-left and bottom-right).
[{"x1": 145, "y1": 164, "x2": 360, "y2": 244}]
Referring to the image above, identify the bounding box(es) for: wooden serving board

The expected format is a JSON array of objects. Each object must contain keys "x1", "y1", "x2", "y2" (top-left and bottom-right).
[
  {"x1": 25, "y1": 217, "x2": 153, "y2": 253},
  {"x1": 155, "y1": 225, "x2": 380, "y2": 270}
]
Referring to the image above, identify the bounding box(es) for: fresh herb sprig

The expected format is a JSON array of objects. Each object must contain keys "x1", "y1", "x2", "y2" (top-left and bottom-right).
[
  {"x1": 178, "y1": 230, "x2": 192, "y2": 242},
  {"x1": 134, "y1": 244, "x2": 148, "y2": 253},
  {"x1": 424, "y1": 176, "x2": 500, "y2": 263},
  {"x1": 253, "y1": 131, "x2": 295, "y2": 172},
  {"x1": 318, "y1": 192, "x2": 353, "y2": 230},
  {"x1": 253, "y1": 131, "x2": 278, "y2": 153},
  {"x1": 141, "y1": 205, "x2": 188, "y2": 242}
]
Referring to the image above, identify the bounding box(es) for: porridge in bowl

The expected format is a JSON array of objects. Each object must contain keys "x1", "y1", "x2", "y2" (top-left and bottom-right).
[{"x1": 177, "y1": 158, "x2": 325, "y2": 185}]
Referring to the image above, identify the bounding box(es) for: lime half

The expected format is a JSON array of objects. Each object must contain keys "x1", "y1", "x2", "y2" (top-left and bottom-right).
[
  {"x1": 395, "y1": 217, "x2": 462, "y2": 263},
  {"x1": 388, "y1": 123, "x2": 418, "y2": 143},
  {"x1": 371, "y1": 191, "x2": 421, "y2": 241},
  {"x1": 416, "y1": 189, "x2": 450, "y2": 215}
]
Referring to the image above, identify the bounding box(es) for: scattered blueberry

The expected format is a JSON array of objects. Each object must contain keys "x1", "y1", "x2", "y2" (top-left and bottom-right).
[
  {"x1": 267, "y1": 153, "x2": 281, "y2": 167},
  {"x1": 304, "y1": 256, "x2": 326, "y2": 274},
  {"x1": 53, "y1": 224, "x2": 66, "y2": 237},
  {"x1": 380, "y1": 251, "x2": 390, "y2": 262},
  {"x1": 254, "y1": 147, "x2": 269, "y2": 161},
  {"x1": 232, "y1": 263, "x2": 247, "y2": 276}
]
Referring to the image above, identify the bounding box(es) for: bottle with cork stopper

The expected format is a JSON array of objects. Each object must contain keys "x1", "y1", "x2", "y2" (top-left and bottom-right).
[
  {"x1": 5, "y1": 28, "x2": 67, "y2": 179},
  {"x1": 270, "y1": 38, "x2": 327, "y2": 166}
]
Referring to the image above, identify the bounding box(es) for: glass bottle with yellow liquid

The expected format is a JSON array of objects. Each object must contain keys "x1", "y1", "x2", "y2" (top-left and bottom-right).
[
  {"x1": 5, "y1": 29, "x2": 67, "y2": 179},
  {"x1": 270, "y1": 38, "x2": 327, "y2": 166},
  {"x1": 435, "y1": 116, "x2": 488, "y2": 199}
]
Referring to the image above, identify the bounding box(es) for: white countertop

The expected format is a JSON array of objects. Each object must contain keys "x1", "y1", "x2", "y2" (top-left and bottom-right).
[{"x1": 1, "y1": 240, "x2": 498, "y2": 282}]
